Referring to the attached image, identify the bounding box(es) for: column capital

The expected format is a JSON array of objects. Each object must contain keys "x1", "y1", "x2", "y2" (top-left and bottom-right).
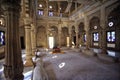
[
  {"x1": 24, "y1": 17, "x2": 32, "y2": 26},
  {"x1": 1, "y1": 1, "x2": 21, "y2": 12},
  {"x1": 75, "y1": 31, "x2": 79, "y2": 34},
  {"x1": 25, "y1": 26, "x2": 31, "y2": 29}
]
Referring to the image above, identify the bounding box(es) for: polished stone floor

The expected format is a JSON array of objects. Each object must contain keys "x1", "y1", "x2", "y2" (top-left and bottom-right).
[
  {"x1": 43, "y1": 48, "x2": 120, "y2": 80},
  {"x1": 0, "y1": 48, "x2": 120, "y2": 80}
]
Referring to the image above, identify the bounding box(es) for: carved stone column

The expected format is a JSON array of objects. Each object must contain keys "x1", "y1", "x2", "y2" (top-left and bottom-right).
[
  {"x1": 46, "y1": 23, "x2": 49, "y2": 48},
  {"x1": 69, "y1": 28, "x2": 72, "y2": 47},
  {"x1": 84, "y1": 16, "x2": 90, "y2": 49},
  {"x1": 45, "y1": 1, "x2": 48, "y2": 16},
  {"x1": 57, "y1": 2, "x2": 61, "y2": 16},
  {"x1": 58, "y1": 24, "x2": 61, "y2": 47},
  {"x1": 100, "y1": 6, "x2": 107, "y2": 54},
  {"x1": 85, "y1": 30, "x2": 90, "y2": 49},
  {"x1": 75, "y1": 21, "x2": 79, "y2": 47},
  {"x1": 31, "y1": 24, "x2": 36, "y2": 55},
  {"x1": 1, "y1": 1, "x2": 24, "y2": 80},
  {"x1": 75, "y1": 32, "x2": 79, "y2": 47},
  {"x1": 24, "y1": 17, "x2": 33, "y2": 66}
]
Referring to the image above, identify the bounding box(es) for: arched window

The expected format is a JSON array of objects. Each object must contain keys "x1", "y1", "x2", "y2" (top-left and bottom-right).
[
  {"x1": 49, "y1": 11, "x2": 53, "y2": 16},
  {"x1": 106, "y1": 5, "x2": 120, "y2": 50},
  {"x1": 89, "y1": 16, "x2": 101, "y2": 47},
  {"x1": 38, "y1": 10, "x2": 43, "y2": 16}
]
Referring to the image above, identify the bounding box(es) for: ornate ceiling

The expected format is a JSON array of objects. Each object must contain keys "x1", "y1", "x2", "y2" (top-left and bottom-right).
[{"x1": 37, "y1": 0, "x2": 106, "y2": 14}]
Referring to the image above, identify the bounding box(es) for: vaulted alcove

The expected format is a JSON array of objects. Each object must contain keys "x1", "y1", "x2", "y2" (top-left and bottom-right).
[
  {"x1": 37, "y1": 26, "x2": 47, "y2": 47},
  {"x1": 78, "y1": 22, "x2": 85, "y2": 46},
  {"x1": 61, "y1": 27, "x2": 69, "y2": 46},
  {"x1": 89, "y1": 16, "x2": 101, "y2": 48},
  {"x1": 107, "y1": 5, "x2": 120, "y2": 51}
]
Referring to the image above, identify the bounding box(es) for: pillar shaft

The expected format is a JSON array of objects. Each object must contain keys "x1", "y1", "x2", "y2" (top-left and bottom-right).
[
  {"x1": 24, "y1": 24, "x2": 33, "y2": 66},
  {"x1": 69, "y1": 28, "x2": 72, "y2": 47},
  {"x1": 76, "y1": 32, "x2": 79, "y2": 47},
  {"x1": 100, "y1": 6, "x2": 107, "y2": 54},
  {"x1": 1, "y1": 1, "x2": 24, "y2": 80},
  {"x1": 84, "y1": 16, "x2": 90, "y2": 49},
  {"x1": 86, "y1": 30, "x2": 90, "y2": 49},
  {"x1": 46, "y1": 24, "x2": 49, "y2": 48},
  {"x1": 31, "y1": 24, "x2": 36, "y2": 55},
  {"x1": 58, "y1": 25, "x2": 61, "y2": 47}
]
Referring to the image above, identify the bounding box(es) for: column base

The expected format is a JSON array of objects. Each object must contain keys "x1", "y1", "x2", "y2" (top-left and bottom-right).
[
  {"x1": 32, "y1": 53, "x2": 35, "y2": 56},
  {"x1": 32, "y1": 49, "x2": 36, "y2": 56},
  {"x1": 24, "y1": 59, "x2": 34, "y2": 67},
  {"x1": 100, "y1": 48, "x2": 108, "y2": 54}
]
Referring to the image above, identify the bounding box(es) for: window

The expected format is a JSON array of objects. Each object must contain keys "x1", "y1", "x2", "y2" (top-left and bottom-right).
[
  {"x1": 0, "y1": 31, "x2": 5, "y2": 46},
  {"x1": 0, "y1": 20, "x2": 2, "y2": 25},
  {"x1": 49, "y1": 11, "x2": 53, "y2": 16},
  {"x1": 94, "y1": 26, "x2": 97, "y2": 29},
  {"x1": 38, "y1": 10, "x2": 43, "y2": 16},
  {"x1": 49, "y1": 5, "x2": 52, "y2": 9},
  {"x1": 39, "y1": 4, "x2": 42, "y2": 8},
  {"x1": 60, "y1": 13, "x2": 62, "y2": 17},
  {"x1": 93, "y1": 32, "x2": 99, "y2": 42},
  {"x1": 107, "y1": 31, "x2": 115, "y2": 42},
  {"x1": 108, "y1": 22, "x2": 114, "y2": 27},
  {"x1": 84, "y1": 34, "x2": 86, "y2": 42}
]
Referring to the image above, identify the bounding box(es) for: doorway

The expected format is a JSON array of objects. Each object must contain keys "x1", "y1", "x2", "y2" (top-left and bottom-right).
[
  {"x1": 20, "y1": 36, "x2": 25, "y2": 49},
  {"x1": 49, "y1": 37, "x2": 54, "y2": 49},
  {"x1": 73, "y1": 36, "x2": 76, "y2": 45}
]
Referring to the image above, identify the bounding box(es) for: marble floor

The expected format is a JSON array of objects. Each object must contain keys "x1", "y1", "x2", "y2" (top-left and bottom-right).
[
  {"x1": 0, "y1": 48, "x2": 120, "y2": 80},
  {"x1": 42, "y1": 48, "x2": 120, "y2": 80}
]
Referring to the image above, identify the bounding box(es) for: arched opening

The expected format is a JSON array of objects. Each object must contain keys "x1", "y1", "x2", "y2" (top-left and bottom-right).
[
  {"x1": 61, "y1": 27, "x2": 69, "y2": 46},
  {"x1": 78, "y1": 22, "x2": 85, "y2": 46},
  {"x1": 89, "y1": 16, "x2": 101, "y2": 48},
  {"x1": 37, "y1": 26, "x2": 47, "y2": 48},
  {"x1": 107, "y1": 5, "x2": 120, "y2": 51},
  {"x1": 48, "y1": 26, "x2": 58, "y2": 48},
  {"x1": 71, "y1": 26, "x2": 76, "y2": 46}
]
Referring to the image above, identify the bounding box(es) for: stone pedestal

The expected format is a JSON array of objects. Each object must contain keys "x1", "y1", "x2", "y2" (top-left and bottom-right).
[{"x1": 1, "y1": 1, "x2": 24, "y2": 80}]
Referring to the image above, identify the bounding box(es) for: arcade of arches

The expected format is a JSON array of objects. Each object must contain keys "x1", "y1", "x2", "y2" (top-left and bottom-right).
[{"x1": 0, "y1": 0, "x2": 120, "y2": 80}]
